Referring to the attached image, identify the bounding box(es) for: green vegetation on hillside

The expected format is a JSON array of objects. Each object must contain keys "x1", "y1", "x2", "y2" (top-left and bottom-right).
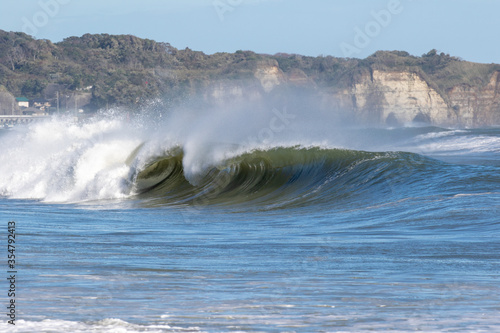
[{"x1": 1, "y1": 29, "x2": 499, "y2": 112}]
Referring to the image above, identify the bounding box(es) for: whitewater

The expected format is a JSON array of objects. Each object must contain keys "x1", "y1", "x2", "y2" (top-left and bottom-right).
[{"x1": 0, "y1": 106, "x2": 499, "y2": 332}]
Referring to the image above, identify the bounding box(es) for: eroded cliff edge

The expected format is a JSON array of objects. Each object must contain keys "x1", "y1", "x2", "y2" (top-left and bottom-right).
[
  {"x1": 206, "y1": 52, "x2": 500, "y2": 128},
  {"x1": 326, "y1": 69, "x2": 500, "y2": 128}
]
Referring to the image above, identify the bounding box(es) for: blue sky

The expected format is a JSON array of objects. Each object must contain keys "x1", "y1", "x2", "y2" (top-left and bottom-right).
[{"x1": 1, "y1": 0, "x2": 498, "y2": 63}]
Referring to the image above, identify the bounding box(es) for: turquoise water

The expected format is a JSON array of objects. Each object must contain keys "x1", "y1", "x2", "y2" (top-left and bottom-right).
[{"x1": 0, "y1": 116, "x2": 499, "y2": 332}]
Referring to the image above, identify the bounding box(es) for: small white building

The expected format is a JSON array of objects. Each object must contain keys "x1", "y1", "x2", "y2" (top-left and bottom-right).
[{"x1": 16, "y1": 97, "x2": 29, "y2": 108}]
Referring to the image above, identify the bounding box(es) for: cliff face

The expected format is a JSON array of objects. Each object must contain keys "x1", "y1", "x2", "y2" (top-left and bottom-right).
[
  {"x1": 356, "y1": 69, "x2": 500, "y2": 128},
  {"x1": 207, "y1": 63, "x2": 500, "y2": 128},
  {"x1": 239, "y1": 64, "x2": 500, "y2": 128},
  {"x1": 448, "y1": 71, "x2": 500, "y2": 127},
  {"x1": 202, "y1": 60, "x2": 285, "y2": 106},
  {"x1": 345, "y1": 69, "x2": 500, "y2": 128},
  {"x1": 254, "y1": 62, "x2": 284, "y2": 93},
  {"x1": 348, "y1": 70, "x2": 454, "y2": 126}
]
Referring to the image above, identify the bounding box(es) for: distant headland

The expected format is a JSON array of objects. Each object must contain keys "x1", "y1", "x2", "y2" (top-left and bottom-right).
[{"x1": 1, "y1": 29, "x2": 500, "y2": 128}]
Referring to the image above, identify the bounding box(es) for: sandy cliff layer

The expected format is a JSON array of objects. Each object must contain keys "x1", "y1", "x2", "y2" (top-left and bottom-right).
[
  {"x1": 447, "y1": 71, "x2": 500, "y2": 127},
  {"x1": 349, "y1": 70, "x2": 454, "y2": 126},
  {"x1": 245, "y1": 63, "x2": 500, "y2": 128},
  {"x1": 315, "y1": 69, "x2": 500, "y2": 128}
]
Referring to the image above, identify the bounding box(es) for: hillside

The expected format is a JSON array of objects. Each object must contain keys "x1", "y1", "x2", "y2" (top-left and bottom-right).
[{"x1": 1, "y1": 30, "x2": 500, "y2": 127}]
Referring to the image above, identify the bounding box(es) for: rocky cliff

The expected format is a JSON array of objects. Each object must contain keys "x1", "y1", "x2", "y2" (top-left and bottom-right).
[
  {"x1": 337, "y1": 68, "x2": 500, "y2": 128},
  {"x1": 448, "y1": 71, "x2": 500, "y2": 127},
  {"x1": 205, "y1": 61, "x2": 500, "y2": 128}
]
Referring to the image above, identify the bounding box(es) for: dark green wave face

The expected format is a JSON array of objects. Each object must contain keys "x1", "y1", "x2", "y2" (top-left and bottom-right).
[{"x1": 130, "y1": 146, "x2": 441, "y2": 209}]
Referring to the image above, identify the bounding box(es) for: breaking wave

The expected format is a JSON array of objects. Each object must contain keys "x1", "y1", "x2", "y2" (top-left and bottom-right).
[
  {"x1": 1, "y1": 111, "x2": 497, "y2": 208},
  {"x1": 0, "y1": 114, "x2": 432, "y2": 206}
]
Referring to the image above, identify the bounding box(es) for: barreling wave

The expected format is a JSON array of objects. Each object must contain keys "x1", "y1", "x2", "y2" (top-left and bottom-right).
[
  {"x1": 0, "y1": 114, "x2": 455, "y2": 207},
  {"x1": 127, "y1": 145, "x2": 429, "y2": 209}
]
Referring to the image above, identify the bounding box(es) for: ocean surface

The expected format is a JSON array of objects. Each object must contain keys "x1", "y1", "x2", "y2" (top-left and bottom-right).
[{"x1": 0, "y1": 109, "x2": 499, "y2": 332}]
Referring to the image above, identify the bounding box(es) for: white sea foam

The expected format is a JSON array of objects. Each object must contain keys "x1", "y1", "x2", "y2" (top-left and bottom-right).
[
  {"x1": 405, "y1": 130, "x2": 500, "y2": 156},
  {"x1": 0, "y1": 318, "x2": 203, "y2": 333},
  {"x1": 2, "y1": 311, "x2": 497, "y2": 333},
  {"x1": 413, "y1": 129, "x2": 467, "y2": 140},
  {"x1": 418, "y1": 135, "x2": 500, "y2": 155},
  {"x1": 0, "y1": 115, "x2": 143, "y2": 202}
]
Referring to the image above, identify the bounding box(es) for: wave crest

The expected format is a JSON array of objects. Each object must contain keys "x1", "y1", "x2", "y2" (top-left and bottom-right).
[{"x1": 0, "y1": 115, "x2": 439, "y2": 206}]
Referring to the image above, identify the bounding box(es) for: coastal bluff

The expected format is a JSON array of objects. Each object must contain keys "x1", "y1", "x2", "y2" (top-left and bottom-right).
[
  {"x1": 1, "y1": 30, "x2": 499, "y2": 128},
  {"x1": 323, "y1": 68, "x2": 500, "y2": 128}
]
